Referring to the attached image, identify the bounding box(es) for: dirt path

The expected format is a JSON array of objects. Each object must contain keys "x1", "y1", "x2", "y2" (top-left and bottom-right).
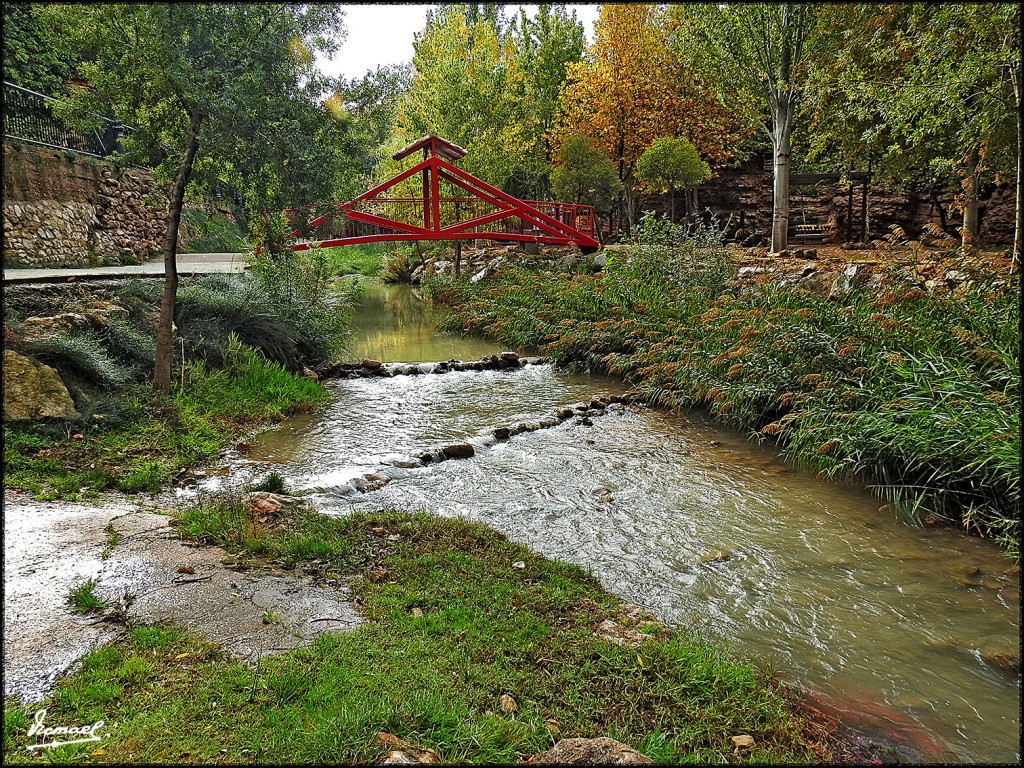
[{"x1": 3, "y1": 490, "x2": 360, "y2": 702}]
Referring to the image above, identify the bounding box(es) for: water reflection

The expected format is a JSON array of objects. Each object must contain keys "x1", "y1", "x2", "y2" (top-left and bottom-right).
[{"x1": 344, "y1": 280, "x2": 500, "y2": 363}]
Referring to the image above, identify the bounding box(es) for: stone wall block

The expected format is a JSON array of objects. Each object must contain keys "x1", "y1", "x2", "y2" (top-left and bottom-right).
[{"x1": 3, "y1": 142, "x2": 172, "y2": 266}]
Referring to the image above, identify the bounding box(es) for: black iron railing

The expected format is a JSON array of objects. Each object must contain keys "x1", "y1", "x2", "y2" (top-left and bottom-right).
[{"x1": 3, "y1": 80, "x2": 128, "y2": 158}]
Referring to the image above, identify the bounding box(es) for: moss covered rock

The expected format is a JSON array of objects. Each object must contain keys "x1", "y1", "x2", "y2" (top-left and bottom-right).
[{"x1": 2, "y1": 349, "x2": 79, "y2": 421}]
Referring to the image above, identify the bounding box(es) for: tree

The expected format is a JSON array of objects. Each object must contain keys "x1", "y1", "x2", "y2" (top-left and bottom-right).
[
  {"x1": 49, "y1": 3, "x2": 346, "y2": 393},
  {"x1": 3, "y1": 3, "x2": 78, "y2": 94},
  {"x1": 635, "y1": 137, "x2": 712, "y2": 222},
  {"x1": 395, "y1": 4, "x2": 539, "y2": 194},
  {"x1": 327, "y1": 63, "x2": 413, "y2": 201},
  {"x1": 511, "y1": 5, "x2": 586, "y2": 174},
  {"x1": 676, "y1": 3, "x2": 815, "y2": 253},
  {"x1": 550, "y1": 136, "x2": 621, "y2": 213},
  {"x1": 553, "y1": 4, "x2": 747, "y2": 232},
  {"x1": 802, "y1": 4, "x2": 1019, "y2": 255}
]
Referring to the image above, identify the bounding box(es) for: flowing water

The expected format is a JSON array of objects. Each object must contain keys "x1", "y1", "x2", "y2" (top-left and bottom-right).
[{"x1": 239, "y1": 281, "x2": 1020, "y2": 763}]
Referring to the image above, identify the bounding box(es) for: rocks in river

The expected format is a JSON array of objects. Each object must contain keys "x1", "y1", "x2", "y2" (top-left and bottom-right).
[
  {"x1": 244, "y1": 491, "x2": 301, "y2": 518},
  {"x1": 557, "y1": 408, "x2": 576, "y2": 420},
  {"x1": 493, "y1": 427, "x2": 511, "y2": 440},
  {"x1": 980, "y1": 649, "x2": 1020, "y2": 676},
  {"x1": 441, "y1": 443, "x2": 475, "y2": 459},
  {"x1": 579, "y1": 417, "x2": 593, "y2": 426},
  {"x1": 391, "y1": 458, "x2": 422, "y2": 469},
  {"x1": 698, "y1": 548, "x2": 733, "y2": 564},
  {"x1": 320, "y1": 353, "x2": 553, "y2": 380}
]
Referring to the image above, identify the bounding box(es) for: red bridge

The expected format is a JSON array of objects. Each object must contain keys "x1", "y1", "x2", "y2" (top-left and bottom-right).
[{"x1": 288, "y1": 135, "x2": 599, "y2": 253}]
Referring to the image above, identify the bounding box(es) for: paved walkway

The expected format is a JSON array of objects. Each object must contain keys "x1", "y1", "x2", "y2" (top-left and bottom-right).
[{"x1": 3, "y1": 253, "x2": 247, "y2": 284}]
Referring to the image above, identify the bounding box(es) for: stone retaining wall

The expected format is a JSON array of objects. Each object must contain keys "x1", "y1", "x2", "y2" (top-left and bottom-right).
[
  {"x1": 639, "y1": 154, "x2": 1016, "y2": 246},
  {"x1": 3, "y1": 142, "x2": 170, "y2": 267}
]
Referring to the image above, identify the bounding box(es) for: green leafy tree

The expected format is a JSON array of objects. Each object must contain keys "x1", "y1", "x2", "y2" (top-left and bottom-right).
[
  {"x1": 2, "y1": 3, "x2": 78, "y2": 94},
  {"x1": 550, "y1": 135, "x2": 622, "y2": 213},
  {"x1": 395, "y1": 4, "x2": 536, "y2": 194},
  {"x1": 48, "y1": 3, "x2": 346, "y2": 393},
  {"x1": 392, "y1": 4, "x2": 583, "y2": 200},
  {"x1": 511, "y1": 4, "x2": 586, "y2": 191},
  {"x1": 635, "y1": 137, "x2": 712, "y2": 222},
  {"x1": 327, "y1": 63, "x2": 413, "y2": 201},
  {"x1": 675, "y1": 2, "x2": 815, "y2": 253},
  {"x1": 803, "y1": 3, "x2": 1020, "y2": 256}
]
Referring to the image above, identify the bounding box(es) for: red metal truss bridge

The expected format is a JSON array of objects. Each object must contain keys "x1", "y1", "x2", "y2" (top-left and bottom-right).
[{"x1": 287, "y1": 135, "x2": 600, "y2": 253}]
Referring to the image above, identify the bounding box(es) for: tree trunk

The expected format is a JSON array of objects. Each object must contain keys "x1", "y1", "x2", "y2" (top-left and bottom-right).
[
  {"x1": 770, "y1": 98, "x2": 793, "y2": 253},
  {"x1": 1012, "y1": 57, "x2": 1022, "y2": 267},
  {"x1": 962, "y1": 144, "x2": 981, "y2": 247},
  {"x1": 669, "y1": 188, "x2": 675, "y2": 223},
  {"x1": 153, "y1": 114, "x2": 203, "y2": 394},
  {"x1": 454, "y1": 240, "x2": 462, "y2": 278},
  {"x1": 622, "y1": 182, "x2": 638, "y2": 232}
]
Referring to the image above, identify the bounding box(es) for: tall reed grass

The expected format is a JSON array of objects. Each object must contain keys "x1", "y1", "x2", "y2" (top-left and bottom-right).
[{"x1": 430, "y1": 216, "x2": 1021, "y2": 559}]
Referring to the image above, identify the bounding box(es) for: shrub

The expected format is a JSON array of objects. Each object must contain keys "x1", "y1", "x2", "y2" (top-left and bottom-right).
[
  {"x1": 20, "y1": 331, "x2": 133, "y2": 389},
  {"x1": 380, "y1": 247, "x2": 416, "y2": 283}
]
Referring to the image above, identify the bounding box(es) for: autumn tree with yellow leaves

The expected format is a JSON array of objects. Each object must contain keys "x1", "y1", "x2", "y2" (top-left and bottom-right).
[{"x1": 552, "y1": 4, "x2": 751, "y2": 231}]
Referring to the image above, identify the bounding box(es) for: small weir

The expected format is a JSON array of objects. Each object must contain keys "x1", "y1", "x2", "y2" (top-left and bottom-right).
[{"x1": 229, "y1": 281, "x2": 1020, "y2": 763}]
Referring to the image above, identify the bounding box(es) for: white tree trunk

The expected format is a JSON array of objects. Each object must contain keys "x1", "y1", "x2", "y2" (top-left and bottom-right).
[
  {"x1": 771, "y1": 99, "x2": 793, "y2": 253},
  {"x1": 962, "y1": 144, "x2": 981, "y2": 247}
]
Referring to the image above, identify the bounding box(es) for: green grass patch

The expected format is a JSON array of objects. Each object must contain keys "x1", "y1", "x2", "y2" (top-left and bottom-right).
[
  {"x1": 2, "y1": 346, "x2": 327, "y2": 501},
  {"x1": 3, "y1": 505, "x2": 835, "y2": 764},
  {"x1": 428, "y1": 217, "x2": 1021, "y2": 560},
  {"x1": 101, "y1": 523, "x2": 120, "y2": 560},
  {"x1": 319, "y1": 243, "x2": 388, "y2": 277},
  {"x1": 66, "y1": 578, "x2": 106, "y2": 613}
]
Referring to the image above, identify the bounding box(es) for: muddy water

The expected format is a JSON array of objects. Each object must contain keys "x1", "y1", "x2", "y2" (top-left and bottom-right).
[{"x1": 241, "y1": 281, "x2": 1020, "y2": 763}]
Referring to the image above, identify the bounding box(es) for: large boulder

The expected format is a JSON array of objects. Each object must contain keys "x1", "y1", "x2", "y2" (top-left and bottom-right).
[
  {"x1": 527, "y1": 737, "x2": 653, "y2": 765},
  {"x1": 2, "y1": 349, "x2": 80, "y2": 421},
  {"x1": 19, "y1": 312, "x2": 93, "y2": 339}
]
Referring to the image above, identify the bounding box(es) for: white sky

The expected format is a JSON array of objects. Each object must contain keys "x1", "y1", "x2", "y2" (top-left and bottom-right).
[{"x1": 316, "y1": 3, "x2": 602, "y2": 82}]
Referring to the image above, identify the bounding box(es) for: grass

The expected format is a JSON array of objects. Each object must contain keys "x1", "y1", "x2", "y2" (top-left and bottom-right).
[
  {"x1": 426, "y1": 216, "x2": 1021, "y2": 560},
  {"x1": 2, "y1": 345, "x2": 327, "y2": 500},
  {"x1": 66, "y1": 578, "x2": 107, "y2": 613},
  {"x1": 251, "y1": 471, "x2": 288, "y2": 494},
  {"x1": 101, "y1": 523, "x2": 119, "y2": 560},
  {"x1": 3, "y1": 502, "x2": 837, "y2": 764},
  {"x1": 319, "y1": 243, "x2": 388, "y2": 277},
  {"x1": 181, "y1": 208, "x2": 246, "y2": 253}
]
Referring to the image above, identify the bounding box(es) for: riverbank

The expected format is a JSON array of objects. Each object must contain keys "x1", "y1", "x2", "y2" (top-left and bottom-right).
[
  {"x1": 3, "y1": 346, "x2": 328, "y2": 498},
  {"x1": 3, "y1": 494, "x2": 846, "y2": 764},
  {"x1": 426, "y1": 224, "x2": 1021, "y2": 560},
  {"x1": 3, "y1": 261, "x2": 357, "y2": 499}
]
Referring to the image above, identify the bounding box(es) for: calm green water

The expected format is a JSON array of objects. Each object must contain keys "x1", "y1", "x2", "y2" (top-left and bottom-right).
[{"x1": 243, "y1": 281, "x2": 1021, "y2": 763}]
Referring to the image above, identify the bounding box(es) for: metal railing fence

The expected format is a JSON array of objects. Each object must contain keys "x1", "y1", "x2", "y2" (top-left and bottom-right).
[{"x1": 3, "y1": 80, "x2": 129, "y2": 159}]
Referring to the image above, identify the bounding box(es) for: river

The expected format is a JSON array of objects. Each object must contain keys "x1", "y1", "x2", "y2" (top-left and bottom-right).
[{"x1": 231, "y1": 280, "x2": 1020, "y2": 763}]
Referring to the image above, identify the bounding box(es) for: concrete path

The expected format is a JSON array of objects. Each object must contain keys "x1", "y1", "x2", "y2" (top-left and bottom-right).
[
  {"x1": 3, "y1": 253, "x2": 247, "y2": 284},
  {"x1": 3, "y1": 489, "x2": 361, "y2": 702}
]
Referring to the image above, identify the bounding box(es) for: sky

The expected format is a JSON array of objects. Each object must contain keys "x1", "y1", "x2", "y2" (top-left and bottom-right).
[{"x1": 315, "y1": 3, "x2": 602, "y2": 82}]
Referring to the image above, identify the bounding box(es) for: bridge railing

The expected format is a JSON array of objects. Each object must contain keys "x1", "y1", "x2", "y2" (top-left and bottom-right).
[{"x1": 291, "y1": 198, "x2": 594, "y2": 244}]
